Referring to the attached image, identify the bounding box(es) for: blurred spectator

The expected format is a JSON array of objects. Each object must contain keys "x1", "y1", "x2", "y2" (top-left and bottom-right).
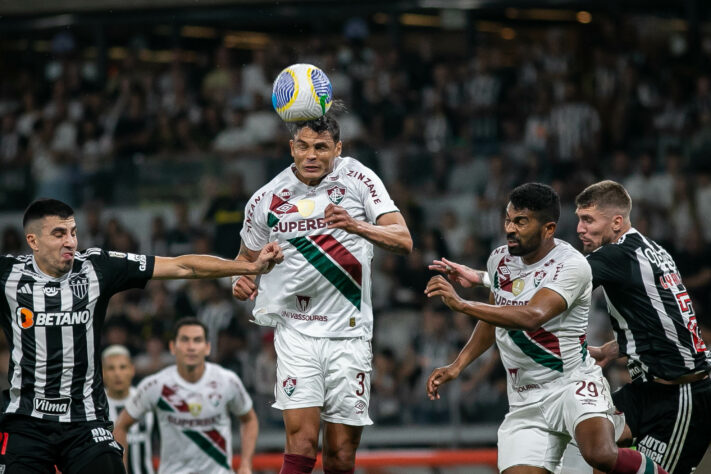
[
  {"x1": 1, "y1": 227, "x2": 24, "y2": 255},
  {"x1": 203, "y1": 172, "x2": 248, "y2": 258}
]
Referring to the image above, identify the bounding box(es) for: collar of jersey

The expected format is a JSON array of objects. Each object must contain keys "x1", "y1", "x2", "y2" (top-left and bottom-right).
[{"x1": 31, "y1": 256, "x2": 72, "y2": 282}]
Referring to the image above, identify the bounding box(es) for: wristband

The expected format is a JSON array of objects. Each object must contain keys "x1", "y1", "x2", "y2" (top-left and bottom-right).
[{"x1": 481, "y1": 272, "x2": 491, "y2": 288}]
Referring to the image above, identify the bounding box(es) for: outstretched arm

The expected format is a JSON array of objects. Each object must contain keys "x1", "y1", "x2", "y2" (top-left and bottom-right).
[
  {"x1": 429, "y1": 257, "x2": 489, "y2": 288},
  {"x1": 237, "y1": 408, "x2": 259, "y2": 474},
  {"x1": 425, "y1": 275, "x2": 567, "y2": 331},
  {"x1": 324, "y1": 205, "x2": 412, "y2": 254},
  {"x1": 152, "y1": 242, "x2": 283, "y2": 280}
]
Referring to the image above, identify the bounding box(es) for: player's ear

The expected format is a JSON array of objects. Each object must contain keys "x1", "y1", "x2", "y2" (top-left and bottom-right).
[
  {"x1": 335, "y1": 140, "x2": 342, "y2": 156},
  {"x1": 611, "y1": 214, "x2": 624, "y2": 232},
  {"x1": 169, "y1": 340, "x2": 176, "y2": 355},
  {"x1": 26, "y1": 233, "x2": 39, "y2": 252}
]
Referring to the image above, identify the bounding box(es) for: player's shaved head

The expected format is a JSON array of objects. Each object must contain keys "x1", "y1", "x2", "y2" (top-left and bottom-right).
[
  {"x1": 575, "y1": 180, "x2": 632, "y2": 220},
  {"x1": 23, "y1": 198, "x2": 75, "y2": 233}
]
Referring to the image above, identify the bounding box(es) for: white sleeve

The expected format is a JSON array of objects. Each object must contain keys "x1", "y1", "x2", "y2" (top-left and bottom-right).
[
  {"x1": 125, "y1": 376, "x2": 159, "y2": 420},
  {"x1": 352, "y1": 165, "x2": 399, "y2": 224},
  {"x1": 239, "y1": 190, "x2": 270, "y2": 252},
  {"x1": 226, "y1": 372, "x2": 253, "y2": 417},
  {"x1": 542, "y1": 256, "x2": 592, "y2": 309}
]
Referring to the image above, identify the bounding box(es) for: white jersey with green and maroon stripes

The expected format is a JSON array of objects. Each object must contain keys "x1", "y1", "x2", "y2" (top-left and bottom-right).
[
  {"x1": 240, "y1": 156, "x2": 399, "y2": 339},
  {"x1": 487, "y1": 239, "x2": 596, "y2": 405},
  {"x1": 124, "y1": 363, "x2": 253, "y2": 474}
]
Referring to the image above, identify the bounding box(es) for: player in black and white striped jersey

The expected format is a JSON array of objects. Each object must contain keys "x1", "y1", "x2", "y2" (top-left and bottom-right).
[
  {"x1": 0, "y1": 198, "x2": 283, "y2": 474},
  {"x1": 103, "y1": 345, "x2": 155, "y2": 474}
]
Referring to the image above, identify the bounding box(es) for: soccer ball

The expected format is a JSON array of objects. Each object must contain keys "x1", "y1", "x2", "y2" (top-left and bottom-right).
[{"x1": 272, "y1": 63, "x2": 333, "y2": 122}]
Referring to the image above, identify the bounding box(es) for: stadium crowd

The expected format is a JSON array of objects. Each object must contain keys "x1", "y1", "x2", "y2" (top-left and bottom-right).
[{"x1": 1, "y1": 13, "x2": 711, "y2": 430}]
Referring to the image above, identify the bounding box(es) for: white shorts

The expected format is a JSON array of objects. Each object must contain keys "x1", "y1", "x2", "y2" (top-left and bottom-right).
[
  {"x1": 273, "y1": 324, "x2": 373, "y2": 426},
  {"x1": 498, "y1": 368, "x2": 624, "y2": 472}
]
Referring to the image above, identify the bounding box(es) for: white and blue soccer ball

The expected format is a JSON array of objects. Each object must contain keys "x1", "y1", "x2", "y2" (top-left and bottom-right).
[{"x1": 272, "y1": 63, "x2": 333, "y2": 122}]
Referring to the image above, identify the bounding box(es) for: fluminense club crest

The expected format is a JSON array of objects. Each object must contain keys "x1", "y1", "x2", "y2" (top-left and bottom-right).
[
  {"x1": 508, "y1": 368, "x2": 519, "y2": 386},
  {"x1": 282, "y1": 376, "x2": 297, "y2": 397},
  {"x1": 533, "y1": 270, "x2": 547, "y2": 288},
  {"x1": 327, "y1": 185, "x2": 346, "y2": 205},
  {"x1": 296, "y1": 295, "x2": 311, "y2": 312}
]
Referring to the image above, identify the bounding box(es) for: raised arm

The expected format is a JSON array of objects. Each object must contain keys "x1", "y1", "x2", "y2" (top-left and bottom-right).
[
  {"x1": 425, "y1": 276, "x2": 567, "y2": 331},
  {"x1": 324, "y1": 205, "x2": 412, "y2": 255},
  {"x1": 429, "y1": 257, "x2": 489, "y2": 288},
  {"x1": 153, "y1": 242, "x2": 283, "y2": 280},
  {"x1": 236, "y1": 408, "x2": 259, "y2": 474},
  {"x1": 113, "y1": 408, "x2": 138, "y2": 469},
  {"x1": 427, "y1": 293, "x2": 497, "y2": 400}
]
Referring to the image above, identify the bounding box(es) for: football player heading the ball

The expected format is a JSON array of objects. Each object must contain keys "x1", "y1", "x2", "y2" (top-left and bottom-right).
[{"x1": 232, "y1": 114, "x2": 412, "y2": 474}]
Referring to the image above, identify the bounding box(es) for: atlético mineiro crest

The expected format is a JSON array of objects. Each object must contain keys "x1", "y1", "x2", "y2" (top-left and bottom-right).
[
  {"x1": 327, "y1": 186, "x2": 346, "y2": 205},
  {"x1": 283, "y1": 376, "x2": 297, "y2": 397},
  {"x1": 69, "y1": 275, "x2": 89, "y2": 299},
  {"x1": 296, "y1": 295, "x2": 311, "y2": 312}
]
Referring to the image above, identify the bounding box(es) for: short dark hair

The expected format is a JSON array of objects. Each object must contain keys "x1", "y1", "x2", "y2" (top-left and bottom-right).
[
  {"x1": 508, "y1": 183, "x2": 560, "y2": 224},
  {"x1": 23, "y1": 198, "x2": 74, "y2": 230},
  {"x1": 575, "y1": 180, "x2": 632, "y2": 217},
  {"x1": 287, "y1": 114, "x2": 340, "y2": 143},
  {"x1": 172, "y1": 317, "x2": 209, "y2": 341}
]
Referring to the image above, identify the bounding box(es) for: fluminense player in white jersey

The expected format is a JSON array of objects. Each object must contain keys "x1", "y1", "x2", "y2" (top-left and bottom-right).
[
  {"x1": 103, "y1": 345, "x2": 155, "y2": 474},
  {"x1": 231, "y1": 115, "x2": 412, "y2": 474},
  {"x1": 425, "y1": 183, "x2": 668, "y2": 474},
  {"x1": 114, "y1": 318, "x2": 258, "y2": 474}
]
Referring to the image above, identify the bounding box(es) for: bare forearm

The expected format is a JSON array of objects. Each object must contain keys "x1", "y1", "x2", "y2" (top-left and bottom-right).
[
  {"x1": 451, "y1": 321, "x2": 496, "y2": 372},
  {"x1": 353, "y1": 221, "x2": 412, "y2": 254},
  {"x1": 155, "y1": 255, "x2": 259, "y2": 279},
  {"x1": 239, "y1": 420, "x2": 258, "y2": 468},
  {"x1": 453, "y1": 299, "x2": 545, "y2": 331}
]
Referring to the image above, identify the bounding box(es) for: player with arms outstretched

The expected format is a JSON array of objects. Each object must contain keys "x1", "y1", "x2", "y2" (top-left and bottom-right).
[
  {"x1": 426, "y1": 183, "x2": 667, "y2": 474},
  {"x1": 232, "y1": 115, "x2": 412, "y2": 474},
  {"x1": 0, "y1": 198, "x2": 281, "y2": 474}
]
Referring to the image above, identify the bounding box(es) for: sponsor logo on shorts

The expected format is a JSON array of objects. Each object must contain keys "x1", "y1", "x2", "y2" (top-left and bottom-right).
[
  {"x1": 296, "y1": 295, "x2": 311, "y2": 312},
  {"x1": 282, "y1": 376, "x2": 297, "y2": 397},
  {"x1": 34, "y1": 397, "x2": 70, "y2": 415},
  {"x1": 91, "y1": 427, "x2": 122, "y2": 451},
  {"x1": 354, "y1": 400, "x2": 367, "y2": 415},
  {"x1": 638, "y1": 435, "x2": 667, "y2": 463}
]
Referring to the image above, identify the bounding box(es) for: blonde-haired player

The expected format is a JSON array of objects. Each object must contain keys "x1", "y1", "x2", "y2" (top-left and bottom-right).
[{"x1": 103, "y1": 345, "x2": 155, "y2": 474}]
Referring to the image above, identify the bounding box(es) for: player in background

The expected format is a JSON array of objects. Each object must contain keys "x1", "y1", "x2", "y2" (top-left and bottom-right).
[
  {"x1": 571, "y1": 180, "x2": 711, "y2": 474},
  {"x1": 114, "y1": 318, "x2": 258, "y2": 474},
  {"x1": 425, "y1": 183, "x2": 668, "y2": 474},
  {"x1": 0, "y1": 198, "x2": 282, "y2": 474},
  {"x1": 103, "y1": 345, "x2": 155, "y2": 474},
  {"x1": 232, "y1": 115, "x2": 412, "y2": 474}
]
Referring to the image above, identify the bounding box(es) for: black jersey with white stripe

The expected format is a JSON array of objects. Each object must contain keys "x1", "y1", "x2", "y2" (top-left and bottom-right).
[
  {"x1": 587, "y1": 228, "x2": 710, "y2": 380},
  {"x1": 0, "y1": 249, "x2": 155, "y2": 423},
  {"x1": 107, "y1": 388, "x2": 155, "y2": 474}
]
